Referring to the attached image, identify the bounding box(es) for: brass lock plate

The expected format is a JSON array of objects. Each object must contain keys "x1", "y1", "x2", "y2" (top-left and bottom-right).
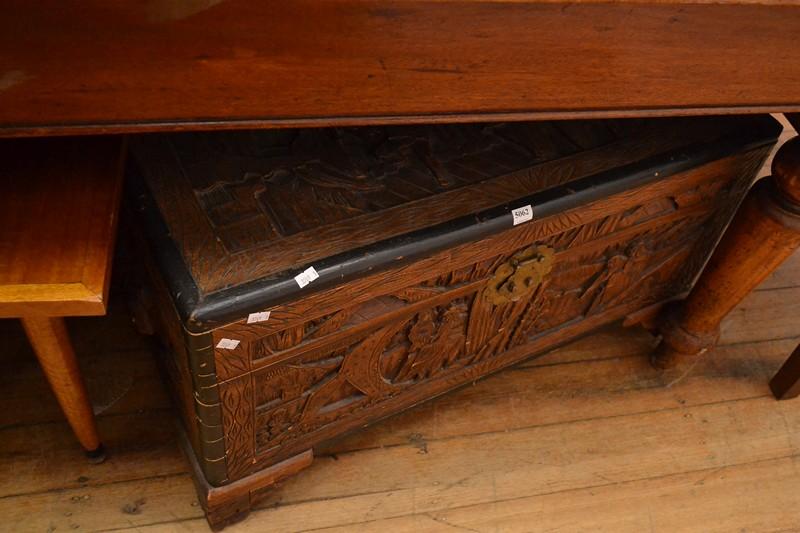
[{"x1": 484, "y1": 245, "x2": 554, "y2": 305}]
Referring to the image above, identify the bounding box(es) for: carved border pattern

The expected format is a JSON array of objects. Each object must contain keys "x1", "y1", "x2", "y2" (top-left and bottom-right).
[{"x1": 218, "y1": 375, "x2": 255, "y2": 481}]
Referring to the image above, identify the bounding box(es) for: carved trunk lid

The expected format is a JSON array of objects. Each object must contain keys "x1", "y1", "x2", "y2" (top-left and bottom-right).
[{"x1": 128, "y1": 116, "x2": 780, "y2": 332}]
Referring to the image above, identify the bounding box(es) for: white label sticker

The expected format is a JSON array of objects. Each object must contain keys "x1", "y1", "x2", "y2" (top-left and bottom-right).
[
  {"x1": 294, "y1": 266, "x2": 320, "y2": 288},
  {"x1": 247, "y1": 311, "x2": 271, "y2": 324},
  {"x1": 511, "y1": 204, "x2": 534, "y2": 226},
  {"x1": 216, "y1": 338, "x2": 241, "y2": 350}
]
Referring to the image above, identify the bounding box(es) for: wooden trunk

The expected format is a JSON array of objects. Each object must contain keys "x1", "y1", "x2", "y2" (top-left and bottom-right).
[{"x1": 128, "y1": 116, "x2": 780, "y2": 528}]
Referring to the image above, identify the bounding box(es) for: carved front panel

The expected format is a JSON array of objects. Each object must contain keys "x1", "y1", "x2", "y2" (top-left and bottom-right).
[
  {"x1": 247, "y1": 228, "x2": 692, "y2": 456},
  {"x1": 214, "y1": 147, "x2": 768, "y2": 480}
]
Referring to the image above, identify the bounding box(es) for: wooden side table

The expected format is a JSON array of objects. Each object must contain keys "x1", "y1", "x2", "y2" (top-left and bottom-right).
[{"x1": 0, "y1": 136, "x2": 125, "y2": 461}]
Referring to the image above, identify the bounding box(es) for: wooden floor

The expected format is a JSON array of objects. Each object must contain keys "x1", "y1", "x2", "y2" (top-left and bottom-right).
[
  {"x1": 3, "y1": 126, "x2": 800, "y2": 532},
  {"x1": 2, "y1": 254, "x2": 799, "y2": 533}
]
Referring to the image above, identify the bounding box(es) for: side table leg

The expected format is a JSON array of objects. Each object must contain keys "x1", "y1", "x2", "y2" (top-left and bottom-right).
[
  {"x1": 770, "y1": 343, "x2": 800, "y2": 400},
  {"x1": 21, "y1": 316, "x2": 106, "y2": 462},
  {"x1": 653, "y1": 136, "x2": 800, "y2": 369}
]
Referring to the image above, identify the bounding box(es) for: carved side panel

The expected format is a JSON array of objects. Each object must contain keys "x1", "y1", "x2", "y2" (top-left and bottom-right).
[
  {"x1": 213, "y1": 339, "x2": 250, "y2": 382},
  {"x1": 218, "y1": 375, "x2": 255, "y2": 481},
  {"x1": 672, "y1": 147, "x2": 770, "y2": 289}
]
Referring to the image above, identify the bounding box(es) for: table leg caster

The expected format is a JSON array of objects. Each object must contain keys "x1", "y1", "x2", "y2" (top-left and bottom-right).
[{"x1": 85, "y1": 444, "x2": 107, "y2": 464}]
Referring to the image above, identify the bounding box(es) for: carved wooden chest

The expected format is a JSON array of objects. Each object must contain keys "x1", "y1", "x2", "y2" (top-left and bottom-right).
[{"x1": 128, "y1": 116, "x2": 779, "y2": 528}]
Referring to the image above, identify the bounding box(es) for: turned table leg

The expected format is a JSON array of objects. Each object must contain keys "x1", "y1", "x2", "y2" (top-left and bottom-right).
[
  {"x1": 653, "y1": 135, "x2": 800, "y2": 369},
  {"x1": 20, "y1": 316, "x2": 106, "y2": 462}
]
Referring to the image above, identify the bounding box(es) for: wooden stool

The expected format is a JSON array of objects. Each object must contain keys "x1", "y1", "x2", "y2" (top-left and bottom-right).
[{"x1": 0, "y1": 137, "x2": 125, "y2": 461}]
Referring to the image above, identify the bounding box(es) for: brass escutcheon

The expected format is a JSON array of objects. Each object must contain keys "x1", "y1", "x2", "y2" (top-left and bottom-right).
[{"x1": 484, "y1": 245, "x2": 554, "y2": 305}]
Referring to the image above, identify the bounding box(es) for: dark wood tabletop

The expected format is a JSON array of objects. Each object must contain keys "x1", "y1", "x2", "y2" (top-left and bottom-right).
[{"x1": 1, "y1": 1, "x2": 799, "y2": 137}]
